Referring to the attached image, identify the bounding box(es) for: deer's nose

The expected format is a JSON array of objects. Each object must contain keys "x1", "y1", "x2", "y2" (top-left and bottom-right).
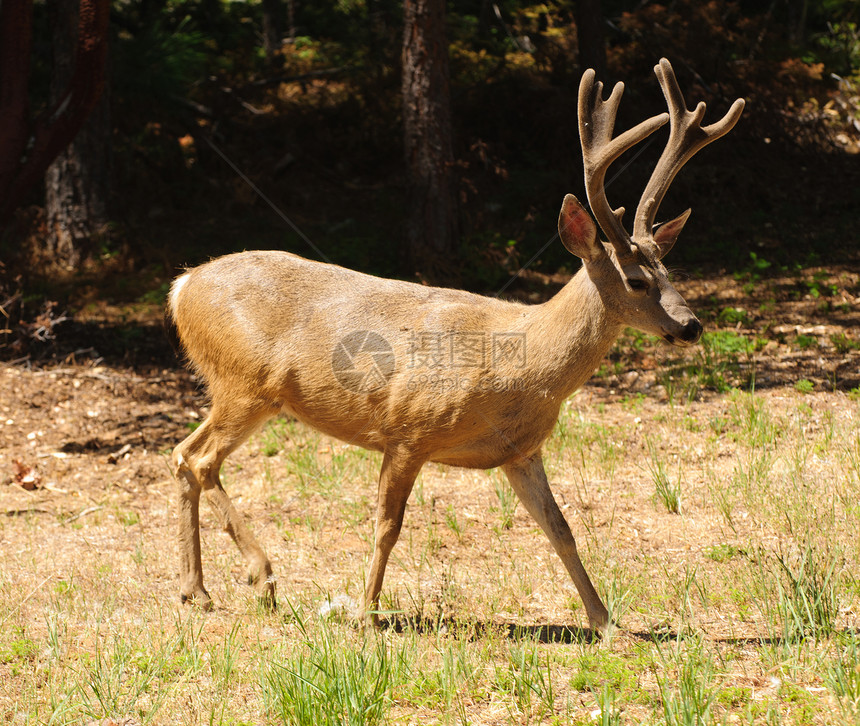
[{"x1": 681, "y1": 318, "x2": 703, "y2": 344}]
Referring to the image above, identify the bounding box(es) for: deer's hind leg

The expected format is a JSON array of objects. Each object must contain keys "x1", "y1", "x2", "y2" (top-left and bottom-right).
[{"x1": 173, "y1": 396, "x2": 276, "y2": 609}]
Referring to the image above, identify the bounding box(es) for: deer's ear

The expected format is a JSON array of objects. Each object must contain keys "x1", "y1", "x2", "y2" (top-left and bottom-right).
[
  {"x1": 652, "y1": 208, "x2": 691, "y2": 258},
  {"x1": 558, "y1": 195, "x2": 601, "y2": 261}
]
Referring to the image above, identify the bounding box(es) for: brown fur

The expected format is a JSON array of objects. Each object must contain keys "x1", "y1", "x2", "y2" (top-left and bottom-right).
[{"x1": 168, "y1": 59, "x2": 742, "y2": 633}]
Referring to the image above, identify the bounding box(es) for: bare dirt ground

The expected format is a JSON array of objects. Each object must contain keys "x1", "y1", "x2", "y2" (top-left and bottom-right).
[
  {"x1": 0, "y1": 267, "x2": 858, "y2": 723},
  {"x1": 0, "y1": 266, "x2": 857, "y2": 610}
]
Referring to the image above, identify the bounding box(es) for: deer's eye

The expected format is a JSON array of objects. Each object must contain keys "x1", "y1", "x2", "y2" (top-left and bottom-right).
[{"x1": 627, "y1": 278, "x2": 649, "y2": 292}]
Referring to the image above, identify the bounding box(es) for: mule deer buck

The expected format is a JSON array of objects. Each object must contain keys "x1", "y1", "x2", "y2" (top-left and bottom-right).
[{"x1": 169, "y1": 59, "x2": 743, "y2": 633}]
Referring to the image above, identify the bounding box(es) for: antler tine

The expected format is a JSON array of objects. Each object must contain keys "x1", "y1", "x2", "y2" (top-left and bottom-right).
[
  {"x1": 633, "y1": 58, "x2": 745, "y2": 241},
  {"x1": 578, "y1": 68, "x2": 669, "y2": 255}
]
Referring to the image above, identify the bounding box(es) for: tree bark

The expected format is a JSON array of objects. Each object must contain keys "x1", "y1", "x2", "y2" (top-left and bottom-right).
[
  {"x1": 0, "y1": 0, "x2": 35, "y2": 219},
  {"x1": 261, "y1": 0, "x2": 283, "y2": 65},
  {"x1": 45, "y1": 0, "x2": 111, "y2": 270},
  {"x1": 402, "y1": 0, "x2": 457, "y2": 267},
  {"x1": 0, "y1": 0, "x2": 109, "y2": 229},
  {"x1": 575, "y1": 0, "x2": 606, "y2": 78}
]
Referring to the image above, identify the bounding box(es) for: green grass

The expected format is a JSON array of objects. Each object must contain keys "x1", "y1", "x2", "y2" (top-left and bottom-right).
[
  {"x1": 656, "y1": 641, "x2": 719, "y2": 726},
  {"x1": 646, "y1": 438, "x2": 682, "y2": 514},
  {"x1": 795, "y1": 378, "x2": 814, "y2": 393},
  {"x1": 263, "y1": 611, "x2": 394, "y2": 726},
  {"x1": 827, "y1": 634, "x2": 860, "y2": 720},
  {"x1": 773, "y1": 545, "x2": 841, "y2": 641},
  {"x1": 656, "y1": 330, "x2": 765, "y2": 400},
  {"x1": 489, "y1": 469, "x2": 518, "y2": 531},
  {"x1": 1, "y1": 377, "x2": 859, "y2": 724},
  {"x1": 831, "y1": 333, "x2": 860, "y2": 353}
]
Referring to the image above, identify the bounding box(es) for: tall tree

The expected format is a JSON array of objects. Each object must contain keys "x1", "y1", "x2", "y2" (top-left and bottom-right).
[
  {"x1": 261, "y1": 0, "x2": 283, "y2": 65},
  {"x1": 45, "y1": 0, "x2": 111, "y2": 270},
  {"x1": 0, "y1": 0, "x2": 109, "y2": 230},
  {"x1": 402, "y1": 0, "x2": 458, "y2": 267}
]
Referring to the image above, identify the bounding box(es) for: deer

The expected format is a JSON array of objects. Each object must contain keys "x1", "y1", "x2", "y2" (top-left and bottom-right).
[{"x1": 168, "y1": 58, "x2": 744, "y2": 635}]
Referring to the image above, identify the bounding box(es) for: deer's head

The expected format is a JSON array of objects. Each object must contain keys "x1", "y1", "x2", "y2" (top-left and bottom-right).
[{"x1": 560, "y1": 58, "x2": 744, "y2": 347}]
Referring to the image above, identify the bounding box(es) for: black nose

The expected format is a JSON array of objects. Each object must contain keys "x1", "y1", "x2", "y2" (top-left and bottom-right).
[{"x1": 681, "y1": 318, "x2": 703, "y2": 343}]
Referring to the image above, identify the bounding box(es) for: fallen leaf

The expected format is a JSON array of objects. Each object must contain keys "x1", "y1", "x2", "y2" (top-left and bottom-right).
[{"x1": 12, "y1": 459, "x2": 41, "y2": 490}]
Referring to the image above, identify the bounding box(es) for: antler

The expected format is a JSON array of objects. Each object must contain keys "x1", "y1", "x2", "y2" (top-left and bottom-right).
[
  {"x1": 578, "y1": 69, "x2": 668, "y2": 255},
  {"x1": 632, "y1": 58, "x2": 745, "y2": 241}
]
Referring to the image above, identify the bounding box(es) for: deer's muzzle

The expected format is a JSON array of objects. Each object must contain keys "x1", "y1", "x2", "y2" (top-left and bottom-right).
[{"x1": 664, "y1": 317, "x2": 703, "y2": 346}]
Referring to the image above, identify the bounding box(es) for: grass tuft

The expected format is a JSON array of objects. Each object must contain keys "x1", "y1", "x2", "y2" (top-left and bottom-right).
[
  {"x1": 647, "y1": 439, "x2": 682, "y2": 514},
  {"x1": 263, "y1": 615, "x2": 396, "y2": 726}
]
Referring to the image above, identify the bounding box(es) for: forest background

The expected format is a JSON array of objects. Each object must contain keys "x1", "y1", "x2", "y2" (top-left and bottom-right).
[{"x1": 0, "y1": 0, "x2": 858, "y2": 365}]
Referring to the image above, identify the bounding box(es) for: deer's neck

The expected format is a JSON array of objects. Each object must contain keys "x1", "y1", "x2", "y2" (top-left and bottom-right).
[{"x1": 525, "y1": 266, "x2": 622, "y2": 400}]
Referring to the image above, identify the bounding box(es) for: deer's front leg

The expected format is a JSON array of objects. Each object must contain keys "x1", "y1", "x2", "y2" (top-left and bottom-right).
[
  {"x1": 503, "y1": 452, "x2": 610, "y2": 634},
  {"x1": 363, "y1": 448, "x2": 424, "y2": 624}
]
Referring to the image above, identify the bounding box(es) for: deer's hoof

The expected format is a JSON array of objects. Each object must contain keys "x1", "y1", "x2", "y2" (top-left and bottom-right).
[
  {"x1": 362, "y1": 609, "x2": 385, "y2": 630},
  {"x1": 180, "y1": 588, "x2": 213, "y2": 611},
  {"x1": 256, "y1": 580, "x2": 277, "y2": 612},
  {"x1": 588, "y1": 616, "x2": 621, "y2": 641},
  {"x1": 248, "y1": 569, "x2": 277, "y2": 611}
]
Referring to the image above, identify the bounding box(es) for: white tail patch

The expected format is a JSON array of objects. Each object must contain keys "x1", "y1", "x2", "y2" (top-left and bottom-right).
[{"x1": 169, "y1": 273, "x2": 191, "y2": 315}]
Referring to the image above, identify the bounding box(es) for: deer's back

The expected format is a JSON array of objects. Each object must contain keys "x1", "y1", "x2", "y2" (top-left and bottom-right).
[{"x1": 169, "y1": 251, "x2": 559, "y2": 466}]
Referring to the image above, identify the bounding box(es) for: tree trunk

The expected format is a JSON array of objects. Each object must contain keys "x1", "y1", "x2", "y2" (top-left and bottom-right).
[
  {"x1": 261, "y1": 0, "x2": 283, "y2": 65},
  {"x1": 402, "y1": 0, "x2": 457, "y2": 268},
  {"x1": 0, "y1": 1, "x2": 34, "y2": 218},
  {"x1": 44, "y1": 0, "x2": 111, "y2": 270},
  {"x1": 575, "y1": 0, "x2": 606, "y2": 78},
  {"x1": 0, "y1": 0, "x2": 109, "y2": 231},
  {"x1": 287, "y1": 0, "x2": 296, "y2": 43}
]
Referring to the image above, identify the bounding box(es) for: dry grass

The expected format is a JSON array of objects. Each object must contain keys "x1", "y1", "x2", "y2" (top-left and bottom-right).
[{"x1": 1, "y1": 336, "x2": 859, "y2": 723}]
